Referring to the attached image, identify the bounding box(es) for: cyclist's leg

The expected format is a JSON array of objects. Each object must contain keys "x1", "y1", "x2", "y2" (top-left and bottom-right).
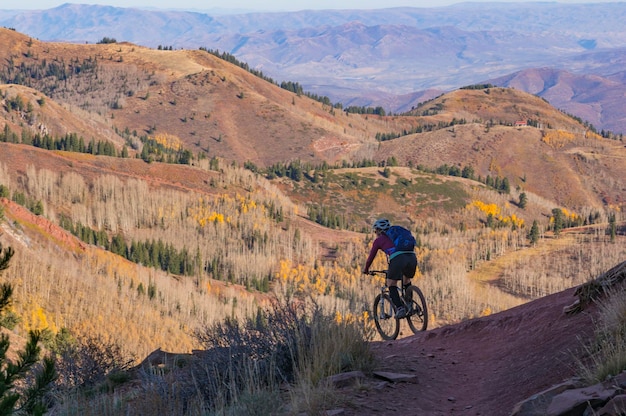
[
  {"x1": 402, "y1": 253, "x2": 418, "y2": 301},
  {"x1": 387, "y1": 257, "x2": 404, "y2": 310}
]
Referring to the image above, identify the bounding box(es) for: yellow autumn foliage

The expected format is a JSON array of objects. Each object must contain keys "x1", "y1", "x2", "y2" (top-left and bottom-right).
[
  {"x1": 549, "y1": 208, "x2": 582, "y2": 225},
  {"x1": 186, "y1": 193, "x2": 268, "y2": 229},
  {"x1": 469, "y1": 200, "x2": 524, "y2": 228},
  {"x1": 541, "y1": 130, "x2": 576, "y2": 148},
  {"x1": 585, "y1": 130, "x2": 602, "y2": 140},
  {"x1": 334, "y1": 310, "x2": 368, "y2": 326},
  {"x1": 151, "y1": 133, "x2": 184, "y2": 151},
  {"x1": 276, "y1": 259, "x2": 363, "y2": 298},
  {"x1": 236, "y1": 194, "x2": 258, "y2": 214},
  {"x1": 25, "y1": 303, "x2": 58, "y2": 333},
  {"x1": 334, "y1": 310, "x2": 342, "y2": 323},
  {"x1": 561, "y1": 208, "x2": 579, "y2": 222},
  {"x1": 470, "y1": 200, "x2": 500, "y2": 217},
  {"x1": 187, "y1": 196, "x2": 230, "y2": 227}
]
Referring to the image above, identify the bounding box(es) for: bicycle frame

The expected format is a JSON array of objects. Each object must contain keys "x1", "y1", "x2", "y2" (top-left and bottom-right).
[{"x1": 370, "y1": 269, "x2": 410, "y2": 304}]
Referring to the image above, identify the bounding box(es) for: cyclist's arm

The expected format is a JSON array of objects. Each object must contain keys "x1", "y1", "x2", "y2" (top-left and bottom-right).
[{"x1": 363, "y1": 235, "x2": 392, "y2": 273}]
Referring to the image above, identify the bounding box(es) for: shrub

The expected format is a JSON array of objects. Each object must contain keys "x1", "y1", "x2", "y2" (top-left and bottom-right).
[
  {"x1": 39, "y1": 284, "x2": 374, "y2": 414},
  {"x1": 53, "y1": 334, "x2": 135, "y2": 391},
  {"x1": 97, "y1": 37, "x2": 117, "y2": 44},
  {"x1": 182, "y1": 297, "x2": 375, "y2": 414}
]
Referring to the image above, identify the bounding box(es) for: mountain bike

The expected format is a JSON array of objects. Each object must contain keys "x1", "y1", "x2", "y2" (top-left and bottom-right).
[{"x1": 368, "y1": 270, "x2": 428, "y2": 340}]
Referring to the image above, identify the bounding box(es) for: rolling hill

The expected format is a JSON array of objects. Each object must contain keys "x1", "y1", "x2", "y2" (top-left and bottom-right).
[
  {"x1": 491, "y1": 66, "x2": 626, "y2": 135},
  {"x1": 381, "y1": 87, "x2": 626, "y2": 210},
  {"x1": 0, "y1": 27, "x2": 406, "y2": 167}
]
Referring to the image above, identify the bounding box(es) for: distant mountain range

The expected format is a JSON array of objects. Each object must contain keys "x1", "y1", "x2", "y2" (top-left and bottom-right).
[{"x1": 2, "y1": 2, "x2": 626, "y2": 133}]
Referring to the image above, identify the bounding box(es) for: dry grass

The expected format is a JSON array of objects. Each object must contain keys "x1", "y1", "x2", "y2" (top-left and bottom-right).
[
  {"x1": 49, "y1": 298, "x2": 375, "y2": 416},
  {"x1": 576, "y1": 265, "x2": 626, "y2": 384}
]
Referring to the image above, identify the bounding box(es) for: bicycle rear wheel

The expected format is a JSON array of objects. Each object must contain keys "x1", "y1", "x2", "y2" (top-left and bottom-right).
[
  {"x1": 373, "y1": 293, "x2": 400, "y2": 340},
  {"x1": 405, "y1": 285, "x2": 428, "y2": 333}
]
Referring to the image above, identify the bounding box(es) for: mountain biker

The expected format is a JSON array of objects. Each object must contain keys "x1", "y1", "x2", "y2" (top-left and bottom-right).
[{"x1": 362, "y1": 218, "x2": 417, "y2": 319}]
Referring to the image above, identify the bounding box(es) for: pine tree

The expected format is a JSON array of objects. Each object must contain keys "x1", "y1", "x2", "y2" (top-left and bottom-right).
[
  {"x1": 551, "y1": 208, "x2": 565, "y2": 237},
  {"x1": 609, "y1": 212, "x2": 617, "y2": 243},
  {"x1": 518, "y1": 192, "x2": 528, "y2": 209},
  {"x1": 529, "y1": 220, "x2": 540, "y2": 245}
]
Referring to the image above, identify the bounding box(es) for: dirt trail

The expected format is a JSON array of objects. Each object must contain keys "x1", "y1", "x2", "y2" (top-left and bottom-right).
[{"x1": 339, "y1": 286, "x2": 598, "y2": 416}]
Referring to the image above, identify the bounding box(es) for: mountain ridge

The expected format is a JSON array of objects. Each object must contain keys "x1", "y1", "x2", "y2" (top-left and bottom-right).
[
  {"x1": 490, "y1": 66, "x2": 626, "y2": 134},
  {"x1": 3, "y1": 3, "x2": 626, "y2": 133}
]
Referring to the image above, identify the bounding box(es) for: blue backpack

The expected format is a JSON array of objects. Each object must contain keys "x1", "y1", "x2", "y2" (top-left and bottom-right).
[{"x1": 385, "y1": 225, "x2": 416, "y2": 252}]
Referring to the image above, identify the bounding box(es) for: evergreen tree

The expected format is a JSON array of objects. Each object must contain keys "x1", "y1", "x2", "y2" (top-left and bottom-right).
[
  {"x1": 551, "y1": 208, "x2": 565, "y2": 237},
  {"x1": 500, "y1": 177, "x2": 510, "y2": 193},
  {"x1": 518, "y1": 192, "x2": 528, "y2": 209},
  {"x1": 110, "y1": 233, "x2": 127, "y2": 257},
  {"x1": 529, "y1": 220, "x2": 540, "y2": 245},
  {"x1": 31, "y1": 200, "x2": 44, "y2": 216},
  {"x1": 609, "y1": 212, "x2": 617, "y2": 243},
  {"x1": 461, "y1": 165, "x2": 475, "y2": 179},
  {"x1": 386, "y1": 156, "x2": 399, "y2": 167}
]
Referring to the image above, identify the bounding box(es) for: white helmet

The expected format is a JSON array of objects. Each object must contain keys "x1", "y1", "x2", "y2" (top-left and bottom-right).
[{"x1": 372, "y1": 218, "x2": 391, "y2": 232}]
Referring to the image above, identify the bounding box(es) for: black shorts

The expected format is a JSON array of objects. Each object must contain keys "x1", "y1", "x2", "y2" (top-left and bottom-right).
[{"x1": 388, "y1": 252, "x2": 417, "y2": 281}]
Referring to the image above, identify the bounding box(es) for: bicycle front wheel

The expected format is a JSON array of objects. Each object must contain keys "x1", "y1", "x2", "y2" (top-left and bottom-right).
[
  {"x1": 373, "y1": 293, "x2": 400, "y2": 340},
  {"x1": 406, "y1": 285, "x2": 428, "y2": 333}
]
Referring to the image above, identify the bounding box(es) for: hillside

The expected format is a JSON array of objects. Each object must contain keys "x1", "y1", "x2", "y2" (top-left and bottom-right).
[
  {"x1": 0, "y1": 27, "x2": 407, "y2": 167},
  {"x1": 380, "y1": 88, "x2": 626, "y2": 210},
  {"x1": 1, "y1": 178, "x2": 624, "y2": 414},
  {"x1": 0, "y1": 26, "x2": 625, "y2": 414},
  {"x1": 491, "y1": 67, "x2": 626, "y2": 135},
  {"x1": 2, "y1": 28, "x2": 624, "y2": 213}
]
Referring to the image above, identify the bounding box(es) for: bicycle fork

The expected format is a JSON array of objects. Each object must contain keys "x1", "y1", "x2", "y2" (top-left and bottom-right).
[{"x1": 379, "y1": 286, "x2": 393, "y2": 319}]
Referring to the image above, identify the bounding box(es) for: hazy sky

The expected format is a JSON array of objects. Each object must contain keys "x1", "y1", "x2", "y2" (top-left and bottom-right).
[{"x1": 11, "y1": 0, "x2": 621, "y2": 13}]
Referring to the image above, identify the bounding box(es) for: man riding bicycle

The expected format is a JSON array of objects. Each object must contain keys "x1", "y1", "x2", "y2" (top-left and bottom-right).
[{"x1": 362, "y1": 218, "x2": 418, "y2": 319}]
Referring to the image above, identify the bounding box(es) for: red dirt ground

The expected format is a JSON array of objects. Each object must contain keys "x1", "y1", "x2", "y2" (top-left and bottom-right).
[{"x1": 339, "y1": 286, "x2": 599, "y2": 416}]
